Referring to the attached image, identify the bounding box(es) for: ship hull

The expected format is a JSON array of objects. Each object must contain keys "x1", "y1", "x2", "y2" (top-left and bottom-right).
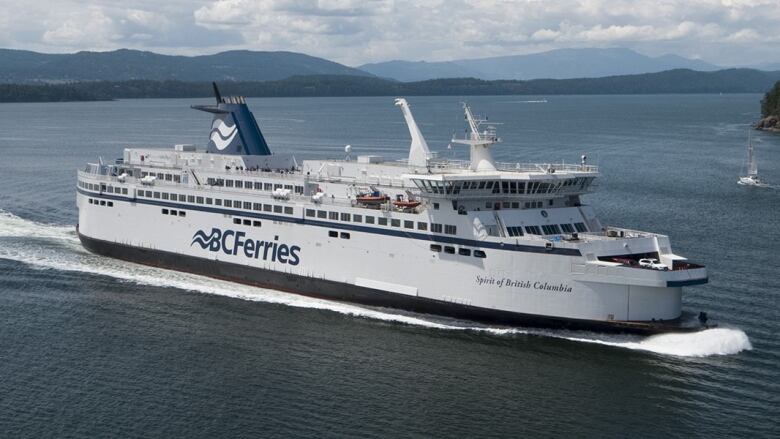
[{"x1": 78, "y1": 229, "x2": 704, "y2": 336}]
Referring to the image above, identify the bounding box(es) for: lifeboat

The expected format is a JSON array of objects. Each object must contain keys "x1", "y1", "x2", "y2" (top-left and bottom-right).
[
  {"x1": 356, "y1": 191, "x2": 389, "y2": 206},
  {"x1": 392, "y1": 194, "x2": 420, "y2": 210},
  {"x1": 393, "y1": 200, "x2": 421, "y2": 209}
]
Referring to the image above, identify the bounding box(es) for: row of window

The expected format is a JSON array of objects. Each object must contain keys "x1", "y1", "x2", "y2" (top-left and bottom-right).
[
  {"x1": 79, "y1": 181, "x2": 129, "y2": 196},
  {"x1": 506, "y1": 222, "x2": 588, "y2": 237},
  {"x1": 233, "y1": 217, "x2": 262, "y2": 227},
  {"x1": 161, "y1": 208, "x2": 187, "y2": 217},
  {"x1": 430, "y1": 244, "x2": 487, "y2": 259},
  {"x1": 305, "y1": 209, "x2": 457, "y2": 235},
  {"x1": 88, "y1": 198, "x2": 113, "y2": 207},
  {"x1": 206, "y1": 177, "x2": 304, "y2": 195},
  {"x1": 417, "y1": 177, "x2": 592, "y2": 196},
  {"x1": 137, "y1": 190, "x2": 295, "y2": 215},
  {"x1": 140, "y1": 171, "x2": 181, "y2": 183},
  {"x1": 328, "y1": 230, "x2": 351, "y2": 239}
]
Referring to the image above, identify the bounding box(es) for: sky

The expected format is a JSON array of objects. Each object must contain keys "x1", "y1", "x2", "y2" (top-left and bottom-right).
[{"x1": 0, "y1": 0, "x2": 778, "y2": 67}]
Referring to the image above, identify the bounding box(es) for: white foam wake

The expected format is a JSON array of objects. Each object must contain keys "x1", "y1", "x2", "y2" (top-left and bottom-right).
[{"x1": 0, "y1": 210, "x2": 752, "y2": 358}]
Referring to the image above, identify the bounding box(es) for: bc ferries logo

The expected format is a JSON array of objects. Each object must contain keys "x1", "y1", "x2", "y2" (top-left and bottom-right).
[
  {"x1": 209, "y1": 118, "x2": 238, "y2": 151},
  {"x1": 192, "y1": 228, "x2": 301, "y2": 266}
]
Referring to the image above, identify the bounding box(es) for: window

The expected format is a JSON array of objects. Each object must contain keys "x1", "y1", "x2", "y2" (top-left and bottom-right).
[
  {"x1": 328, "y1": 230, "x2": 338, "y2": 238},
  {"x1": 122, "y1": 188, "x2": 128, "y2": 195},
  {"x1": 574, "y1": 222, "x2": 588, "y2": 233},
  {"x1": 145, "y1": 191, "x2": 152, "y2": 198},
  {"x1": 433, "y1": 203, "x2": 439, "y2": 210},
  {"x1": 365, "y1": 216, "x2": 375, "y2": 224},
  {"x1": 234, "y1": 200, "x2": 241, "y2": 209},
  {"x1": 233, "y1": 218, "x2": 241, "y2": 224},
  {"x1": 107, "y1": 201, "x2": 113, "y2": 207},
  {"x1": 244, "y1": 202, "x2": 251, "y2": 210},
  {"x1": 254, "y1": 182, "x2": 262, "y2": 190},
  {"x1": 253, "y1": 220, "x2": 261, "y2": 227},
  {"x1": 243, "y1": 219, "x2": 251, "y2": 226},
  {"x1": 254, "y1": 203, "x2": 263, "y2": 211},
  {"x1": 162, "y1": 208, "x2": 169, "y2": 215},
  {"x1": 161, "y1": 193, "x2": 169, "y2": 200},
  {"x1": 329, "y1": 211, "x2": 338, "y2": 220},
  {"x1": 431, "y1": 223, "x2": 443, "y2": 233},
  {"x1": 225, "y1": 200, "x2": 233, "y2": 208},
  {"x1": 430, "y1": 244, "x2": 442, "y2": 252},
  {"x1": 186, "y1": 195, "x2": 194, "y2": 203},
  {"x1": 560, "y1": 223, "x2": 575, "y2": 233},
  {"x1": 353, "y1": 214, "x2": 362, "y2": 223},
  {"x1": 284, "y1": 207, "x2": 293, "y2": 215},
  {"x1": 542, "y1": 225, "x2": 559, "y2": 235},
  {"x1": 317, "y1": 210, "x2": 327, "y2": 219},
  {"x1": 264, "y1": 183, "x2": 273, "y2": 190},
  {"x1": 340, "y1": 232, "x2": 350, "y2": 239},
  {"x1": 391, "y1": 219, "x2": 401, "y2": 227},
  {"x1": 263, "y1": 204, "x2": 272, "y2": 212},
  {"x1": 274, "y1": 205, "x2": 283, "y2": 213},
  {"x1": 525, "y1": 226, "x2": 542, "y2": 235},
  {"x1": 170, "y1": 209, "x2": 177, "y2": 216},
  {"x1": 444, "y1": 225, "x2": 457, "y2": 235},
  {"x1": 444, "y1": 246, "x2": 455, "y2": 254},
  {"x1": 341, "y1": 213, "x2": 351, "y2": 221},
  {"x1": 458, "y1": 248, "x2": 471, "y2": 256},
  {"x1": 502, "y1": 202, "x2": 510, "y2": 208},
  {"x1": 404, "y1": 220, "x2": 414, "y2": 229},
  {"x1": 507, "y1": 226, "x2": 524, "y2": 237},
  {"x1": 215, "y1": 199, "x2": 222, "y2": 206},
  {"x1": 474, "y1": 250, "x2": 487, "y2": 258},
  {"x1": 179, "y1": 211, "x2": 186, "y2": 217},
  {"x1": 226, "y1": 180, "x2": 234, "y2": 187},
  {"x1": 306, "y1": 209, "x2": 316, "y2": 217},
  {"x1": 417, "y1": 222, "x2": 428, "y2": 231},
  {"x1": 88, "y1": 198, "x2": 93, "y2": 204},
  {"x1": 511, "y1": 202, "x2": 519, "y2": 209},
  {"x1": 197, "y1": 196, "x2": 204, "y2": 204},
  {"x1": 378, "y1": 217, "x2": 388, "y2": 226},
  {"x1": 99, "y1": 200, "x2": 106, "y2": 206}
]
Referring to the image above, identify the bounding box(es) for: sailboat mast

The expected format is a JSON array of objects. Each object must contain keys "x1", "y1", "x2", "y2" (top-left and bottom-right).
[{"x1": 747, "y1": 129, "x2": 757, "y2": 176}]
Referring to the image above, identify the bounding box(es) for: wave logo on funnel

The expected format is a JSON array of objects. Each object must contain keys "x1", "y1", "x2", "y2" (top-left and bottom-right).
[{"x1": 210, "y1": 118, "x2": 238, "y2": 150}]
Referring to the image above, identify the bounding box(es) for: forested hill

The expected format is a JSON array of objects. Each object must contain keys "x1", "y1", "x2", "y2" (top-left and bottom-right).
[
  {"x1": 2, "y1": 68, "x2": 780, "y2": 103},
  {"x1": 0, "y1": 48, "x2": 371, "y2": 83},
  {"x1": 761, "y1": 81, "x2": 780, "y2": 117}
]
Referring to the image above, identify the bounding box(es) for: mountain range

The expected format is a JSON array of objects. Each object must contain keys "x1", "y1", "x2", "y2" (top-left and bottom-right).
[
  {"x1": 358, "y1": 48, "x2": 722, "y2": 81},
  {"x1": 0, "y1": 48, "x2": 371, "y2": 83}
]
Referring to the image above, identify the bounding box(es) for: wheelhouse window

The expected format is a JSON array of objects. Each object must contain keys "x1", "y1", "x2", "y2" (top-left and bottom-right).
[
  {"x1": 560, "y1": 223, "x2": 575, "y2": 233},
  {"x1": 574, "y1": 222, "x2": 588, "y2": 233},
  {"x1": 525, "y1": 226, "x2": 542, "y2": 235}
]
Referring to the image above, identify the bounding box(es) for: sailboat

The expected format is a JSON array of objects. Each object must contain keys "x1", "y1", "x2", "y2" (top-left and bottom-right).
[{"x1": 738, "y1": 130, "x2": 766, "y2": 186}]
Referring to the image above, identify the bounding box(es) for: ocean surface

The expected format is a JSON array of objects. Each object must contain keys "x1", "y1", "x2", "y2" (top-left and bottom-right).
[{"x1": 0, "y1": 95, "x2": 778, "y2": 438}]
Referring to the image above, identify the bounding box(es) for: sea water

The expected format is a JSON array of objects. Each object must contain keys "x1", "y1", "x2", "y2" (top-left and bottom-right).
[{"x1": 0, "y1": 95, "x2": 777, "y2": 437}]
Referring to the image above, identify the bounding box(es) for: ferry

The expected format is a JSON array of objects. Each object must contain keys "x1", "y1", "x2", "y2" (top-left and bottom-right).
[{"x1": 77, "y1": 85, "x2": 711, "y2": 334}]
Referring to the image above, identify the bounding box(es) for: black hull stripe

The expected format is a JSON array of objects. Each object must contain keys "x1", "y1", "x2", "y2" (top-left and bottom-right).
[
  {"x1": 77, "y1": 187, "x2": 581, "y2": 256},
  {"x1": 77, "y1": 230, "x2": 702, "y2": 336}
]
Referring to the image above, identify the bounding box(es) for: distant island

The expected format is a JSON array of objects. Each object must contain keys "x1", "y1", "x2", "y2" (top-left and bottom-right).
[
  {"x1": 2, "y1": 68, "x2": 780, "y2": 103},
  {"x1": 756, "y1": 81, "x2": 780, "y2": 132}
]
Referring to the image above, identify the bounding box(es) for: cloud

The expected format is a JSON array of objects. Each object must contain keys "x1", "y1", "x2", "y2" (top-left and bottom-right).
[{"x1": 0, "y1": 0, "x2": 778, "y2": 65}]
